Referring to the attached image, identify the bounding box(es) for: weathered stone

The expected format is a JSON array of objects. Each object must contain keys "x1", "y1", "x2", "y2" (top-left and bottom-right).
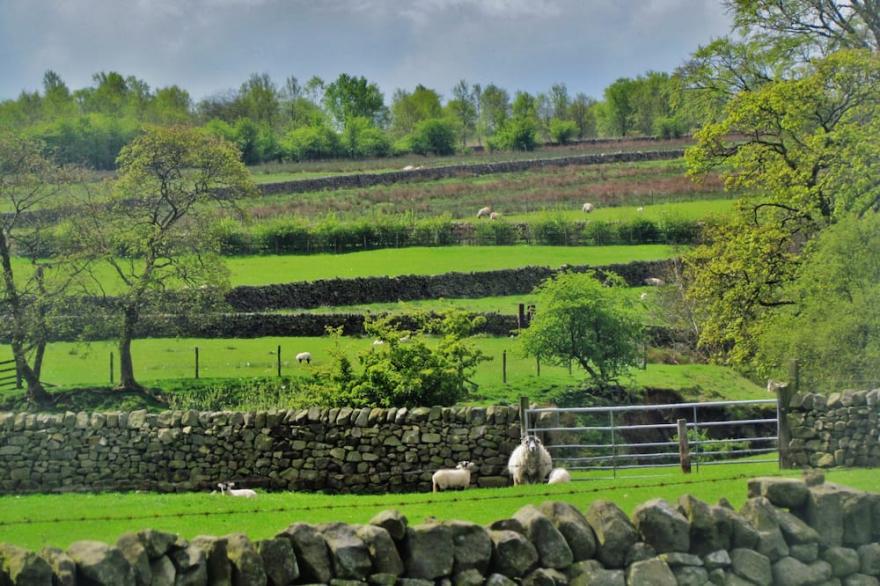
[
  {"x1": 566, "y1": 560, "x2": 624, "y2": 586},
  {"x1": 624, "y1": 542, "x2": 656, "y2": 566},
  {"x1": 625, "y1": 558, "x2": 676, "y2": 586},
  {"x1": 789, "y1": 542, "x2": 819, "y2": 563},
  {"x1": 488, "y1": 519, "x2": 524, "y2": 534},
  {"x1": 730, "y1": 548, "x2": 772, "y2": 586},
  {"x1": 522, "y1": 567, "x2": 567, "y2": 586},
  {"x1": 452, "y1": 568, "x2": 485, "y2": 586},
  {"x1": 703, "y1": 550, "x2": 732, "y2": 571},
  {"x1": 485, "y1": 573, "x2": 518, "y2": 586},
  {"x1": 0, "y1": 543, "x2": 53, "y2": 586},
  {"x1": 403, "y1": 523, "x2": 454, "y2": 580},
  {"x1": 446, "y1": 521, "x2": 492, "y2": 575},
  {"x1": 67, "y1": 540, "x2": 136, "y2": 586},
  {"x1": 747, "y1": 477, "x2": 810, "y2": 509},
  {"x1": 844, "y1": 575, "x2": 880, "y2": 586},
  {"x1": 772, "y1": 556, "x2": 821, "y2": 586},
  {"x1": 512, "y1": 505, "x2": 573, "y2": 569},
  {"x1": 488, "y1": 530, "x2": 538, "y2": 579},
  {"x1": 357, "y1": 524, "x2": 403, "y2": 576},
  {"x1": 824, "y1": 547, "x2": 861, "y2": 578},
  {"x1": 137, "y1": 529, "x2": 178, "y2": 559},
  {"x1": 277, "y1": 523, "x2": 331, "y2": 584},
  {"x1": 807, "y1": 484, "x2": 846, "y2": 547},
  {"x1": 537, "y1": 501, "x2": 596, "y2": 562},
  {"x1": 256, "y1": 538, "x2": 298, "y2": 586},
  {"x1": 225, "y1": 533, "x2": 268, "y2": 586},
  {"x1": 191, "y1": 536, "x2": 231, "y2": 586},
  {"x1": 860, "y1": 544, "x2": 880, "y2": 576},
  {"x1": 149, "y1": 555, "x2": 176, "y2": 586},
  {"x1": 679, "y1": 495, "x2": 730, "y2": 555},
  {"x1": 632, "y1": 498, "x2": 690, "y2": 553},
  {"x1": 40, "y1": 547, "x2": 76, "y2": 586},
  {"x1": 673, "y1": 565, "x2": 709, "y2": 586},
  {"x1": 657, "y1": 552, "x2": 702, "y2": 567},
  {"x1": 585, "y1": 500, "x2": 637, "y2": 569},
  {"x1": 776, "y1": 510, "x2": 820, "y2": 545},
  {"x1": 718, "y1": 507, "x2": 760, "y2": 550},
  {"x1": 369, "y1": 509, "x2": 408, "y2": 541},
  {"x1": 320, "y1": 523, "x2": 372, "y2": 580},
  {"x1": 115, "y1": 533, "x2": 153, "y2": 586},
  {"x1": 842, "y1": 490, "x2": 874, "y2": 547},
  {"x1": 739, "y1": 497, "x2": 789, "y2": 560}
]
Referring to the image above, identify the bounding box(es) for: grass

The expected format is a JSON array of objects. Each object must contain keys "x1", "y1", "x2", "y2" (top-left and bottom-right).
[
  {"x1": 499, "y1": 198, "x2": 734, "y2": 223},
  {"x1": 0, "y1": 463, "x2": 875, "y2": 551},
  {"x1": 0, "y1": 336, "x2": 762, "y2": 405}
]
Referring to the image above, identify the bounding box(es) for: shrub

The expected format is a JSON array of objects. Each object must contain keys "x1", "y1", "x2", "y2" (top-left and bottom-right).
[
  {"x1": 408, "y1": 117, "x2": 457, "y2": 156},
  {"x1": 583, "y1": 220, "x2": 619, "y2": 245},
  {"x1": 255, "y1": 219, "x2": 312, "y2": 254},
  {"x1": 282, "y1": 125, "x2": 339, "y2": 161},
  {"x1": 530, "y1": 214, "x2": 581, "y2": 245},
  {"x1": 549, "y1": 118, "x2": 579, "y2": 145},
  {"x1": 618, "y1": 217, "x2": 660, "y2": 244},
  {"x1": 489, "y1": 117, "x2": 538, "y2": 151},
  {"x1": 475, "y1": 220, "x2": 517, "y2": 245},
  {"x1": 342, "y1": 117, "x2": 391, "y2": 158}
]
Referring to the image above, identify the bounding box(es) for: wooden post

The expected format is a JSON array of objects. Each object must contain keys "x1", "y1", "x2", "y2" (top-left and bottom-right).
[
  {"x1": 777, "y1": 359, "x2": 799, "y2": 469},
  {"x1": 536, "y1": 356, "x2": 541, "y2": 377},
  {"x1": 519, "y1": 396, "x2": 529, "y2": 438},
  {"x1": 277, "y1": 345, "x2": 282, "y2": 377},
  {"x1": 109, "y1": 352, "x2": 114, "y2": 385},
  {"x1": 568, "y1": 359, "x2": 572, "y2": 375},
  {"x1": 517, "y1": 304, "x2": 526, "y2": 329},
  {"x1": 502, "y1": 351, "x2": 507, "y2": 384},
  {"x1": 194, "y1": 347, "x2": 200, "y2": 379},
  {"x1": 677, "y1": 418, "x2": 691, "y2": 474}
]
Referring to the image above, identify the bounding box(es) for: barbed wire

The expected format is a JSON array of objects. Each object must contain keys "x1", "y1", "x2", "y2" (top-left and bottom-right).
[{"x1": 0, "y1": 472, "x2": 783, "y2": 529}]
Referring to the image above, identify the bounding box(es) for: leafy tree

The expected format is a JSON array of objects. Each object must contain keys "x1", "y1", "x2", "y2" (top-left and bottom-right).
[
  {"x1": 549, "y1": 118, "x2": 578, "y2": 144},
  {"x1": 519, "y1": 272, "x2": 644, "y2": 386},
  {"x1": 282, "y1": 124, "x2": 339, "y2": 160},
  {"x1": 148, "y1": 86, "x2": 192, "y2": 124},
  {"x1": 390, "y1": 85, "x2": 442, "y2": 137},
  {"x1": 600, "y1": 77, "x2": 638, "y2": 136},
  {"x1": 446, "y1": 80, "x2": 478, "y2": 147},
  {"x1": 341, "y1": 117, "x2": 391, "y2": 158},
  {"x1": 549, "y1": 83, "x2": 571, "y2": 119},
  {"x1": 239, "y1": 73, "x2": 280, "y2": 127},
  {"x1": 73, "y1": 127, "x2": 257, "y2": 390},
  {"x1": 568, "y1": 93, "x2": 598, "y2": 138},
  {"x1": 323, "y1": 74, "x2": 387, "y2": 128},
  {"x1": 477, "y1": 84, "x2": 510, "y2": 140},
  {"x1": 407, "y1": 117, "x2": 457, "y2": 156}
]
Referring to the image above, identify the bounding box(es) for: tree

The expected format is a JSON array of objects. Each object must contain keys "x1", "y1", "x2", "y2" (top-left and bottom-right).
[
  {"x1": 341, "y1": 117, "x2": 391, "y2": 158},
  {"x1": 390, "y1": 85, "x2": 442, "y2": 137},
  {"x1": 601, "y1": 77, "x2": 638, "y2": 136},
  {"x1": 0, "y1": 132, "x2": 82, "y2": 403},
  {"x1": 407, "y1": 117, "x2": 457, "y2": 155},
  {"x1": 477, "y1": 84, "x2": 510, "y2": 140},
  {"x1": 446, "y1": 80, "x2": 478, "y2": 147},
  {"x1": 519, "y1": 272, "x2": 644, "y2": 386},
  {"x1": 323, "y1": 74, "x2": 386, "y2": 128},
  {"x1": 549, "y1": 118, "x2": 578, "y2": 144},
  {"x1": 239, "y1": 73, "x2": 280, "y2": 127},
  {"x1": 568, "y1": 93, "x2": 598, "y2": 138},
  {"x1": 75, "y1": 127, "x2": 256, "y2": 390}
]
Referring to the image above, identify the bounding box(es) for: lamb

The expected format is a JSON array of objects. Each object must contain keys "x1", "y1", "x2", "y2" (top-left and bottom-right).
[
  {"x1": 489, "y1": 212, "x2": 500, "y2": 220},
  {"x1": 432, "y1": 461, "x2": 476, "y2": 492},
  {"x1": 508, "y1": 435, "x2": 553, "y2": 485},
  {"x1": 476, "y1": 206, "x2": 492, "y2": 219},
  {"x1": 582, "y1": 202, "x2": 595, "y2": 213},
  {"x1": 548, "y1": 468, "x2": 571, "y2": 484},
  {"x1": 217, "y1": 482, "x2": 257, "y2": 498},
  {"x1": 643, "y1": 277, "x2": 665, "y2": 286},
  {"x1": 295, "y1": 352, "x2": 312, "y2": 364}
]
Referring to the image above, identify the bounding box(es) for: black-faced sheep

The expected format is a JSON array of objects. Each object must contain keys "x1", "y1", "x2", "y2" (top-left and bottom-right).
[
  {"x1": 432, "y1": 461, "x2": 475, "y2": 492},
  {"x1": 508, "y1": 435, "x2": 553, "y2": 485}
]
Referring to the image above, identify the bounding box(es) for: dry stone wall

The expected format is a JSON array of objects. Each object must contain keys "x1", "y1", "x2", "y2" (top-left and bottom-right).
[
  {"x1": 1, "y1": 476, "x2": 879, "y2": 585},
  {"x1": 0, "y1": 406, "x2": 520, "y2": 495},
  {"x1": 786, "y1": 388, "x2": 880, "y2": 468}
]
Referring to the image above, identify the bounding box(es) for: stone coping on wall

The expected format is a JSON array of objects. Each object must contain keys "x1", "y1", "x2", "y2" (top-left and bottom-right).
[{"x1": 0, "y1": 476, "x2": 879, "y2": 585}]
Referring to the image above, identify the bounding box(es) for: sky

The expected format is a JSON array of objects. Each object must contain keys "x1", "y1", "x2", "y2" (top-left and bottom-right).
[{"x1": 0, "y1": 0, "x2": 732, "y2": 102}]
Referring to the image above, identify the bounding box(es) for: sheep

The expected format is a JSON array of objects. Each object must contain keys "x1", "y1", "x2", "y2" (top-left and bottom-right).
[
  {"x1": 432, "y1": 461, "x2": 476, "y2": 492},
  {"x1": 639, "y1": 292, "x2": 649, "y2": 301},
  {"x1": 548, "y1": 468, "x2": 571, "y2": 484},
  {"x1": 295, "y1": 351, "x2": 312, "y2": 364},
  {"x1": 476, "y1": 206, "x2": 492, "y2": 219},
  {"x1": 217, "y1": 482, "x2": 257, "y2": 498},
  {"x1": 402, "y1": 165, "x2": 415, "y2": 171},
  {"x1": 582, "y1": 202, "x2": 595, "y2": 213},
  {"x1": 767, "y1": 379, "x2": 788, "y2": 394},
  {"x1": 372, "y1": 339, "x2": 385, "y2": 347},
  {"x1": 489, "y1": 212, "x2": 500, "y2": 220},
  {"x1": 643, "y1": 277, "x2": 665, "y2": 286},
  {"x1": 637, "y1": 207, "x2": 645, "y2": 213},
  {"x1": 508, "y1": 435, "x2": 553, "y2": 486}
]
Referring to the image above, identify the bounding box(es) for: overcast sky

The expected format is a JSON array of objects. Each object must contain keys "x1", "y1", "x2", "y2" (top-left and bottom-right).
[{"x1": 0, "y1": 0, "x2": 732, "y2": 103}]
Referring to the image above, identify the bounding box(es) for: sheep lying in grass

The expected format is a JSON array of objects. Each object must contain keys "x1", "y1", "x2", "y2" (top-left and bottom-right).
[
  {"x1": 643, "y1": 277, "x2": 665, "y2": 286},
  {"x1": 582, "y1": 202, "x2": 595, "y2": 213},
  {"x1": 489, "y1": 211, "x2": 501, "y2": 220},
  {"x1": 295, "y1": 352, "x2": 312, "y2": 364},
  {"x1": 548, "y1": 468, "x2": 571, "y2": 484},
  {"x1": 476, "y1": 206, "x2": 492, "y2": 219},
  {"x1": 508, "y1": 435, "x2": 553, "y2": 485},
  {"x1": 432, "y1": 461, "x2": 476, "y2": 492},
  {"x1": 217, "y1": 482, "x2": 257, "y2": 498}
]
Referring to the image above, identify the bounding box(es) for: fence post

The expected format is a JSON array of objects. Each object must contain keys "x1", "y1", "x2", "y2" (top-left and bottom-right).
[
  {"x1": 777, "y1": 359, "x2": 799, "y2": 469},
  {"x1": 109, "y1": 352, "x2": 114, "y2": 385},
  {"x1": 502, "y1": 351, "x2": 507, "y2": 384},
  {"x1": 519, "y1": 396, "x2": 529, "y2": 438},
  {"x1": 536, "y1": 357, "x2": 541, "y2": 377},
  {"x1": 678, "y1": 418, "x2": 691, "y2": 474},
  {"x1": 194, "y1": 347, "x2": 199, "y2": 379},
  {"x1": 277, "y1": 345, "x2": 282, "y2": 377},
  {"x1": 692, "y1": 405, "x2": 700, "y2": 472},
  {"x1": 610, "y1": 410, "x2": 617, "y2": 479}
]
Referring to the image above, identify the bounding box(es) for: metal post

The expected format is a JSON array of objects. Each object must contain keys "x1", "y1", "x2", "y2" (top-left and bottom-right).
[
  {"x1": 678, "y1": 418, "x2": 691, "y2": 474},
  {"x1": 502, "y1": 351, "x2": 507, "y2": 384},
  {"x1": 195, "y1": 347, "x2": 199, "y2": 379},
  {"x1": 609, "y1": 410, "x2": 617, "y2": 479},
  {"x1": 692, "y1": 404, "x2": 700, "y2": 472},
  {"x1": 519, "y1": 396, "x2": 529, "y2": 438},
  {"x1": 277, "y1": 345, "x2": 282, "y2": 377},
  {"x1": 109, "y1": 352, "x2": 114, "y2": 385}
]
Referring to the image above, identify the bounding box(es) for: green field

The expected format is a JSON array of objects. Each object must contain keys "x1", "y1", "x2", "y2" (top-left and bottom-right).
[
  {"x1": 0, "y1": 336, "x2": 761, "y2": 404},
  {"x1": 0, "y1": 464, "x2": 874, "y2": 551}
]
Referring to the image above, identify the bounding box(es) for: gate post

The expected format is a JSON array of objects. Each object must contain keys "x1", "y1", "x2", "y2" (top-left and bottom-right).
[
  {"x1": 677, "y1": 418, "x2": 691, "y2": 474},
  {"x1": 519, "y1": 396, "x2": 529, "y2": 439},
  {"x1": 777, "y1": 359, "x2": 799, "y2": 469}
]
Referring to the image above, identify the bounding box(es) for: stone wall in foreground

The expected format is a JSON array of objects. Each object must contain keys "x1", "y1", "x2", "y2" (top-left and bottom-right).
[
  {"x1": 0, "y1": 406, "x2": 520, "y2": 495},
  {"x1": 1, "y1": 476, "x2": 879, "y2": 585},
  {"x1": 786, "y1": 388, "x2": 880, "y2": 468}
]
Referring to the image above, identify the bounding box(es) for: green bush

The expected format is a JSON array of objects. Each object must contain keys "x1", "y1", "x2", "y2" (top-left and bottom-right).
[
  {"x1": 408, "y1": 117, "x2": 457, "y2": 156},
  {"x1": 255, "y1": 219, "x2": 312, "y2": 254},
  {"x1": 282, "y1": 125, "x2": 339, "y2": 161},
  {"x1": 342, "y1": 117, "x2": 391, "y2": 158},
  {"x1": 549, "y1": 118, "x2": 578, "y2": 145},
  {"x1": 475, "y1": 220, "x2": 517, "y2": 245},
  {"x1": 583, "y1": 220, "x2": 619, "y2": 245},
  {"x1": 618, "y1": 217, "x2": 660, "y2": 243},
  {"x1": 489, "y1": 117, "x2": 538, "y2": 151},
  {"x1": 530, "y1": 214, "x2": 580, "y2": 245}
]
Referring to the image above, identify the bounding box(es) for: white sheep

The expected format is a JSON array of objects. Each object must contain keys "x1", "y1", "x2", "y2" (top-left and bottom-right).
[
  {"x1": 643, "y1": 277, "x2": 665, "y2": 286},
  {"x1": 489, "y1": 212, "x2": 500, "y2": 220},
  {"x1": 372, "y1": 339, "x2": 385, "y2": 347},
  {"x1": 639, "y1": 292, "x2": 649, "y2": 301},
  {"x1": 432, "y1": 461, "x2": 476, "y2": 492},
  {"x1": 548, "y1": 468, "x2": 571, "y2": 484},
  {"x1": 636, "y1": 207, "x2": 645, "y2": 213},
  {"x1": 476, "y1": 206, "x2": 492, "y2": 219},
  {"x1": 295, "y1": 351, "x2": 312, "y2": 364},
  {"x1": 508, "y1": 435, "x2": 553, "y2": 486},
  {"x1": 217, "y1": 482, "x2": 257, "y2": 498},
  {"x1": 402, "y1": 165, "x2": 415, "y2": 171},
  {"x1": 582, "y1": 202, "x2": 595, "y2": 213}
]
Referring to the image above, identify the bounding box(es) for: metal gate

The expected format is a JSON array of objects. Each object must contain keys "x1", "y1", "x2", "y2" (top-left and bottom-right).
[
  {"x1": 0, "y1": 358, "x2": 20, "y2": 391},
  {"x1": 525, "y1": 399, "x2": 779, "y2": 476}
]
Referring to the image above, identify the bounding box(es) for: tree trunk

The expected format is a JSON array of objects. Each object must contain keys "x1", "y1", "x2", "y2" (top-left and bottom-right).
[
  {"x1": 11, "y1": 341, "x2": 50, "y2": 404},
  {"x1": 117, "y1": 306, "x2": 142, "y2": 391}
]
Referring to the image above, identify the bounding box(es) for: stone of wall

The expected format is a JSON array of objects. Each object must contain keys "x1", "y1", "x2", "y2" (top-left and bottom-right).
[
  {"x1": 786, "y1": 388, "x2": 880, "y2": 468},
  {"x1": 0, "y1": 406, "x2": 520, "y2": 495},
  {"x1": 1, "y1": 476, "x2": 879, "y2": 585}
]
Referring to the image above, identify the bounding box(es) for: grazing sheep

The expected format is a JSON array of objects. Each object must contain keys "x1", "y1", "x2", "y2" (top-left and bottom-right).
[
  {"x1": 372, "y1": 339, "x2": 385, "y2": 347},
  {"x1": 508, "y1": 435, "x2": 553, "y2": 485},
  {"x1": 295, "y1": 351, "x2": 312, "y2": 364},
  {"x1": 582, "y1": 202, "x2": 595, "y2": 213},
  {"x1": 637, "y1": 207, "x2": 645, "y2": 213},
  {"x1": 432, "y1": 461, "x2": 476, "y2": 492},
  {"x1": 217, "y1": 482, "x2": 257, "y2": 498},
  {"x1": 548, "y1": 468, "x2": 571, "y2": 484},
  {"x1": 402, "y1": 165, "x2": 415, "y2": 171},
  {"x1": 643, "y1": 277, "x2": 665, "y2": 286},
  {"x1": 476, "y1": 206, "x2": 492, "y2": 219},
  {"x1": 639, "y1": 292, "x2": 649, "y2": 301},
  {"x1": 489, "y1": 211, "x2": 500, "y2": 220}
]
